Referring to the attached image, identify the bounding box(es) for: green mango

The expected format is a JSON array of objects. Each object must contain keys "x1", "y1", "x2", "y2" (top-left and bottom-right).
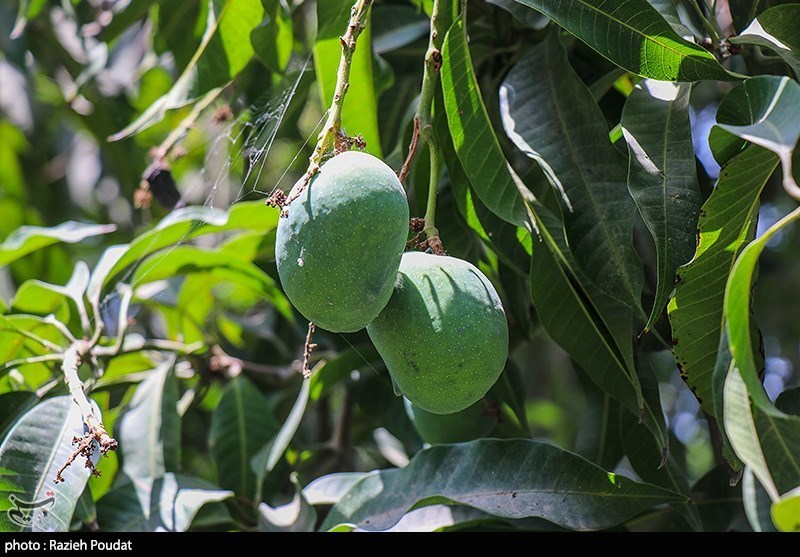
[
  {"x1": 405, "y1": 398, "x2": 497, "y2": 444},
  {"x1": 368, "y1": 252, "x2": 508, "y2": 414},
  {"x1": 276, "y1": 151, "x2": 409, "y2": 332}
]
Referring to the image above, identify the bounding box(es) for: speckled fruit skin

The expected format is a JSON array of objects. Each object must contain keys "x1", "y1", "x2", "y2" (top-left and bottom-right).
[
  {"x1": 275, "y1": 151, "x2": 409, "y2": 333},
  {"x1": 367, "y1": 252, "x2": 508, "y2": 414},
  {"x1": 404, "y1": 398, "x2": 496, "y2": 444}
]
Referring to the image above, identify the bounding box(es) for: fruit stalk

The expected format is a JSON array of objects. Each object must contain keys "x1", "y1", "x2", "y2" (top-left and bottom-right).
[
  {"x1": 399, "y1": 0, "x2": 453, "y2": 255},
  {"x1": 288, "y1": 0, "x2": 373, "y2": 205}
]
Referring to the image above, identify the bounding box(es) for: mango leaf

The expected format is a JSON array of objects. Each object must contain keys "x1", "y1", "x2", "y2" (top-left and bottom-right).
[
  {"x1": 309, "y1": 344, "x2": 382, "y2": 401},
  {"x1": 321, "y1": 439, "x2": 685, "y2": 531},
  {"x1": 0, "y1": 222, "x2": 115, "y2": 268},
  {"x1": 574, "y1": 392, "x2": 624, "y2": 470},
  {"x1": 109, "y1": 0, "x2": 264, "y2": 140},
  {"x1": 440, "y1": 17, "x2": 529, "y2": 228},
  {"x1": 95, "y1": 473, "x2": 232, "y2": 532},
  {"x1": 209, "y1": 376, "x2": 279, "y2": 501},
  {"x1": 12, "y1": 261, "x2": 91, "y2": 332},
  {"x1": 251, "y1": 0, "x2": 293, "y2": 73},
  {"x1": 742, "y1": 467, "x2": 778, "y2": 532},
  {"x1": 0, "y1": 315, "x2": 67, "y2": 379},
  {"x1": 500, "y1": 33, "x2": 644, "y2": 312},
  {"x1": 668, "y1": 146, "x2": 778, "y2": 415},
  {"x1": 772, "y1": 488, "x2": 800, "y2": 532},
  {"x1": 102, "y1": 202, "x2": 280, "y2": 289},
  {"x1": 313, "y1": 1, "x2": 381, "y2": 156},
  {"x1": 372, "y1": 4, "x2": 430, "y2": 53},
  {"x1": 712, "y1": 76, "x2": 800, "y2": 199},
  {"x1": 646, "y1": 0, "x2": 694, "y2": 38},
  {"x1": 303, "y1": 472, "x2": 371, "y2": 506},
  {"x1": 0, "y1": 392, "x2": 37, "y2": 439},
  {"x1": 723, "y1": 368, "x2": 780, "y2": 501},
  {"x1": 620, "y1": 411, "x2": 702, "y2": 530},
  {"x1": 724, "y1": 205, "x2": 800, "y2": 497},
  {"x1": 529, "y1": 210, "x2": 668, "y2": 451},
  {"x1": 130, "y1": 245, "x2": 292, "y2": 320},
  {"x1": 258, "y1": 474, "x2": 316, "y2": 532},
  {"x1": 116, "y1": 357, "x2": 180, "y2": 480},
  {"x1": 253, "y1": 378, "x2": 310, "y2": 486},
  {"x1": 10, "y1": 0, "x2": 46, "y2": 39},
  {"x1": 511, "y1": 0, "x2": 733, "y2": 81},
  {"x1": 0, "y1": 397, "x2": 99, "y2": 532},
  {"x1": 730, "y1": 5, "x2": 800, "y2": 76},
  {"x1": 776, "y1": 387, "x2": 800, "y2": 415},
  {"x1": 621, "y1": 80, "x2": 701, "y2": 330}
]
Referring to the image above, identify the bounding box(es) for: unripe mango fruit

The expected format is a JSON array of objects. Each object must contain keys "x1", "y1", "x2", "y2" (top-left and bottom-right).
[
  {"x1": 367, "y1": 252, "x2": 508, "y2": 414},
  {"x1": 405, "y1": 398, "x2": 497, "y2": 444},
  {"x1": 275, "y1": 151, "x2": 409, "y2": 333}
]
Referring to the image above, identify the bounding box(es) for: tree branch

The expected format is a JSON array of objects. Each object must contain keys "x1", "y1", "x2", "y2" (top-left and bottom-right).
[{"x1": 281, "y1": 0, "x2": 373, "y2": 208}]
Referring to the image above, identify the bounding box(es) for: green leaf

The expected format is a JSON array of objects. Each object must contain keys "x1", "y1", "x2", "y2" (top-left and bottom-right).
[
  {"x1": 0, "y1": 392, "x2": 37, "y2": 439},
  {"x1": 772, "y1": 488, "x2": 800, "y2": 532},
  {"x1": 501, "y1": 33, "x2": 644, "y2": 311},
  {"x1": 130, "y1": 245, "x2": 292, "y2": 320},
  {"x1": 253, "y1": 378, "x2": 309, "y2": 486},
  {"x1": 9, "y1": 0, "x2": 46, "y2": 39},
  {"x1": 372, "y1": 4, "x2": 430, "y2": 53},
  {"x1": 711, "y1": 76, "x2": 800, "y2": 198},
  {"x1": 109, "y1": 0, "x2": 264, "y2": 140},
  {"x1": 12, "y1": 262, "x2": 91, "y2": 332},
  {"x1": 72, "y1": 485, "x2": 98, "y2": 530},
  {"x1": 321, "y1": 439, "x2": 685, "y2": 531},
  {"x1": 724, "y1": 206, "x2": 800, "y2": 497},
  {"x1": 620, "y1": 410, "x2": 702, "y2": 530},
  {"x1": 303, "y1": 472, "x2": 371, "y2": 506},
  {"x1": 776, "y1": 387, "x2": 800, "y2": 415},
  {"x1": 258, "y1": 474, "x2": 316, "y2": 532},
  {"x1": 95, "y1": 473, "x2": 232, "y2": 532},
  {"x1": 209, "y1": 376, "x2": 279, "y2": 501},
  {"x1": 0, "y1": 397, "x2": 99, "y2": 532},
  {"x1": 621, "y1": 80, "x2": 701, "y2": 330},
  {"x1": 529, "y1": 210, "x2": 668, "y2": 451},
  {"x1": 102, "y1": 202, "x2": 279, "y2": 290},
  {"x1": 646, "y1": 0, "x2": 695, "y2": 38},
  {"x1": 511, "y1": 0, "x2": 733, "y2": 81},
  {"x1": 574, "y1": 392, "x2": 624, "y2": 470},
  {"x1": 313, "y1": 1, "x2": 381, "y2": 156},
  {"x1": 0, "y1": 222, "x2": 115, "y2": 269},
  {"x1": 668, "y1": 146, "x2": 779, "y2": 415},
  {"x1": 116, "y1": 357, "x2": 180, "y2": 480},
  {"x1": 723, "y1": 368, "x2": 780, "y2": 501},
  {"x1": 251, "y1": 0, "x2": 294, "y2": 73},
  {"x1": 0, "y1": 315, "x2": 67, "y2": 378},
  {"x1": 440, "y1": 17, "x2": 530, "y2": 229},
  {"x1": 743, "y1": 467, "x2": 778, "y2": 532},
  {"x1": 730, "y1": 5, "x2": 800, "y2": 76}
]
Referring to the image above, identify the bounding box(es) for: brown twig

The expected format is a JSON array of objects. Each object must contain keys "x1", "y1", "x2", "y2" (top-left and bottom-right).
[
  {"x1": 302, "y1": 322, "x2": 317, "y2": 379},
  {"x1": 397, "y1": 117, "x2": 422, "y2": 183}
]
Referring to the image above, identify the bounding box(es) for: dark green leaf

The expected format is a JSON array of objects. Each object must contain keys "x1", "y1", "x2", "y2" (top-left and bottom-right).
[
  {"x1": 730, "y1": 5, "x2": 800, "y2": 76},
  {"x1": 501, "y1": 34, "x2": 644, "y2": 311},
  {"x1": 0, "y1": 222, "x2": 115, "y2": 268},
  {"x1": 668, "y1": 146, "x2": 778, "y2": 415},
  {"x1": 440, "y1": 17, "x2": 530, "y2": 228},
  {"x1": 309, "y1": 344, "x2": 381, "y2": 401},
  {"x1": 209, "y1": 376, "x2": 279, "y2": 500},
  {"x1": 321, "y1": 439, "x2": 685, "y2": 531},
  {"x1": 0, "y1": 397, "x2": 99, "y2": 532},
  {"x1": 511, "y1": 0, "x2": 733, "y2": 81},
  {"x1": 776, "y1": 387, "x2": 800, "y2": 416},
  {"x1": 621, "y1": 80, "x2": 701, "y2": 329},
  {"x1": 116, "y1": 357, "x2": 180, "y2": 480},
  {"x1": 372, "y1": 4, "x2": 429, "y2": 53},
  {"x1": 0, "y1": 392, "x2": 37, "y2": 439},
  {"x1": 574, "y1": 392, "x2": 624, "y2": 469},
  {"x1": 253, "y1": 378, "x2": 309, "y2": 483},
  {"x1": 95, "y1": 473, "x2": 231, "y2": 532}
]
